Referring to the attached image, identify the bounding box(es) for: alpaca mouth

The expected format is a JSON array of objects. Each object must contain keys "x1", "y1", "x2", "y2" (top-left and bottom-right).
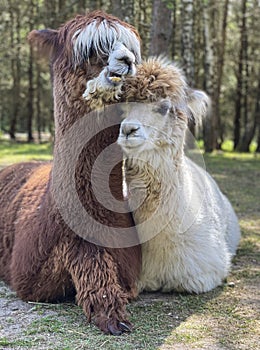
[
  {"x1": 118, "y1": 136, "x2": 145, "y2": 151},
  {"x1": 106, "y1": 71, "x2": 123, "y2": 85}
]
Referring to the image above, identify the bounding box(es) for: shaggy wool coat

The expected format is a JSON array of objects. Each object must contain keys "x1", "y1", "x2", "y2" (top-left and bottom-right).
[
  {"x1": 0, "y1": 11, "x2": 141, "y2": 335},
  {"x1": 119, "y1": 58, "x2": 241, "y2": 294}
]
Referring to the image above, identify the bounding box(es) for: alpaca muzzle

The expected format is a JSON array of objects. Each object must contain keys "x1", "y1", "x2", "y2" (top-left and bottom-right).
[
  {"x1": 106, "y1": 43, "x2": 136, "y2": 84},
  {"x1": 118, "y1": 120, "x2": 146, "y2": 151},
  {"x1": 121, "y1": 123, "x2": 141, "y2": 139}
]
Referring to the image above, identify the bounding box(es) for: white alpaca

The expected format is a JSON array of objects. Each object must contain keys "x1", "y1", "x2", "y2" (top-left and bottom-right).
[{"x1": 118, "y1": 62, "x2": 240, "y2": 294}]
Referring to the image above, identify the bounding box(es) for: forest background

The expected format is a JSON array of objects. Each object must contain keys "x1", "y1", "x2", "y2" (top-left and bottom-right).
[
  {"x1": 0, "y1": 0, "x2": 259, "y2": 153},
  {"x1": 0, "y1": 2, "x2": 259, "y2": 349}
]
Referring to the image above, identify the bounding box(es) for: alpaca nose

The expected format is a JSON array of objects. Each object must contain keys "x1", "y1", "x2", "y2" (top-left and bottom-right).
[
  {"x1": 120, "y1": 56, "x2": 134, "y2": 74},
  {"x1": 107, "y1": 42, "x2": 137, "y2": 77},
  {"x1": 121, "y1": 122, "x2": 141, "y2": 139},
  {"x1": 120, "y1": 55, "x2": 134, "y2": 66}
]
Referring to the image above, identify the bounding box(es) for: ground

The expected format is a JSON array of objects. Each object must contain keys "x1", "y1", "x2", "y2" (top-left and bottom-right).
[{"x1": 0, "y1": 141, "x2": 259, "y2": 350}]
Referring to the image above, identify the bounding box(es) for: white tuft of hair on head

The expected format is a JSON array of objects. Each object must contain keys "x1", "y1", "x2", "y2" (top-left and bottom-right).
[{"x1": 72, "y1": 20, "x2": 141, "y2": 66}]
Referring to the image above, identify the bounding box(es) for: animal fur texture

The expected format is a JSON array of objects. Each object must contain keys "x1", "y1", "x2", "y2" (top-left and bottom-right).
[
  {"x1": 118, "y1": 58, "x2": 241, "y2": 293},
  {"x1": 0, "y1": 11, "x2": 141, "y2": 335}
]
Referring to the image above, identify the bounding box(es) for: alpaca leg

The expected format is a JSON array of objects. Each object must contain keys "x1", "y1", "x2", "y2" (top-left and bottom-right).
[
  {"x1": 62, "y1": 241, "x2": 133, "y2": 335},
  {"x1": 0, "y1": 163, "x2": 40, "y2": 283},
  {"x1": 10, "y1": 245, "x2": 75, "y2": 302}
]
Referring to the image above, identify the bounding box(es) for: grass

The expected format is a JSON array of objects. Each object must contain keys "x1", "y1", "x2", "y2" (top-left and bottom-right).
[
  {"x1": 0, "y1": 140, "x2": 53, "y2": 169},
  {"x1": 0, "y1": 141, "x2": 259, "y2": 349}
]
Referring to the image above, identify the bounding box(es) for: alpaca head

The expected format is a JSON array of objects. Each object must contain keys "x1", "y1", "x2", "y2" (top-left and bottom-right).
[
  {"x1": 28, "y1": 11, "x2": 141, "y2": 131},
  {"x1": 118, "y1": 100, "x2": 175, "y2": 154},
  {"x1": 118, "y1": 58, "x2": 209, "y2": 158},
  {"x1": 28, "y1": 11, "x2": 140, "y2": 82}
]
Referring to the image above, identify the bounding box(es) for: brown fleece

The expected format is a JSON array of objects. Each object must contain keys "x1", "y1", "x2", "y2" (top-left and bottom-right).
[{"x1": 0, "y1": 11, "x2": 141, "y2": 335}]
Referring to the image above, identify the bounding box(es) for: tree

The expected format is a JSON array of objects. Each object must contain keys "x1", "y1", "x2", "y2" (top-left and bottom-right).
[
  {"x1": 181, "y1": 0, "x2": 194, "y2": 86},
  {"x1": 256, "y1": 91, "x2": 260, "y2": 152},
  {"x1": 234, "y1": 0, "x2": 247, "y2": 149},
  {"x1": 109, "y1": 0, "x2": 136, "y2": 25},
  {"x1": 0, "y1": 0, "x2": 259, "y2": 151},
  {"x1": 149, "y1": 0, "x2": 172, "y2": 57},
  {"x1": 9, "y1": 1, "x2": 21, "y2": 140},
  {"x1": 180, "y1": 0, "x2": 196, "y2": 147},
  {"x1": 171, "y1": 0, "x2": 177, "y2": 59},
  {"x1": 27, "y1": 0, "x2": 35, "y2": 143},
  {"x1": 202, "y1": 0, "x2": 218, "y2": 152},
  {"x1": 236, "y1": 0, "x2": 260, "y2": 152},
  {"x1": 215, "y1": 0, "x2": 229, "y2": 148}
]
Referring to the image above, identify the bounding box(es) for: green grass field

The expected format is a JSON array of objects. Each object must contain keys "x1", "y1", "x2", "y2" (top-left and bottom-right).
[
  {"x1": 0, "y1": 141, "x2": 53, "y2": 169},
  {"x1": 0, "y1": 141, "x2": 259, "y2": 349}
]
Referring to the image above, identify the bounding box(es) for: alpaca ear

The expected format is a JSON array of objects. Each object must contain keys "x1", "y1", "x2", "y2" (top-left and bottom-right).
[
  {"x1": 28, "y1": 29, "x2": 59, "y2": 58},
  {"x1": 187, "y1": 89, "x2": 210, "y2": 125},
  {"x1": 154, "y1": 99, "x2": 172, "y2": 116}
]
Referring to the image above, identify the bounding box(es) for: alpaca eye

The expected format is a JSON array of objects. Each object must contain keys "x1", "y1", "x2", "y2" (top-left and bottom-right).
[
  {"x1": 118, "y1": 56, "x2": 132, "y2": 65},
  {"x1": 153, "y1": 99, "x2": 172, "y2": 116}
]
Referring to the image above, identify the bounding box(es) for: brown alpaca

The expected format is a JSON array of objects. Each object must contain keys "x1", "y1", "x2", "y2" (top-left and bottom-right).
[{"x1": 0, "y1": 11, "x2": 141, "y2": 335}]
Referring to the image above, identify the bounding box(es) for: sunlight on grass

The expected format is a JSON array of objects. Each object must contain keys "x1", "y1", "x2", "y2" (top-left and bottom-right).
[
  {"x1": 240, "y1": 218, "x2": 260, "y2": 235},
  {"x1": 221, "y1": 140, "x2": 257, "y2": 153},
  {"x1": 0, "y1": 141, "x2": 53, "y2": 168},
  {"x1": 0, "y1": 141, "x2": 259, "y2": 349},
  {"x1": 196, "y1": 139, "x2": 257, "y2": 153}
]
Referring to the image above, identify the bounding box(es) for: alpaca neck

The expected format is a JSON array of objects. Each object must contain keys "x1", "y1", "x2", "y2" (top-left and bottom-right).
[
  {"x1": 51, "y1": 106, "x2": 131, "y2": 240},
  {"x1": 125, "y1": 146, "x2": 185, "y2": 206}
]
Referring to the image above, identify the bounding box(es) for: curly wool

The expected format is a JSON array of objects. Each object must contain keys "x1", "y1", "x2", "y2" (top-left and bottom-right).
[
  {"x1": 122, "y1": 57, "x2": 187, "y2": 103},
  {"x1": 0, "y1": 11, "x2": 141, "y2": 336},
  {"x1": 118, "y1": 58, "x2": 241, "y2": 294}
]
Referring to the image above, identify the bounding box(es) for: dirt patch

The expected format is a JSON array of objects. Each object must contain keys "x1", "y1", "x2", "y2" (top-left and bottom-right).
[{"x1": 0, "y1": 281, "x2": 70, "y2": 349}]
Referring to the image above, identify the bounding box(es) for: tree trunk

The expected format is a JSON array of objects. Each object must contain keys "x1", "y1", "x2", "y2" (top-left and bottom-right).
[
  {"x1": 202, "y1": 0, "x2": 217, "y2": 153},
  {"x1": 136, "y1": 0, "x2": 151, "y2": 58},
  {"x1": 237, "y1": 0, "x2": 259, "y2": 152},
  {"x1": 36, "y1": 63, "x2": 42, "y2": 143},
  {"x1": 234, "y1": 0, "x2": 247, "y2": 150},
  {"x1": 76, "y1": 0, "x2": 86, "y2": 13},
  {"x1": 27, "y1": 0, "x2": 35, "y2": 143},
  {"x1": 256, "y1": 105, "x2": 260, "y2": 152},
  {"x1": 88, "y1": 0, "x2": 102, "y2": 11},
  {"x1": 239, "y1": 76, "x2": 260, "y2": 152},
  {"x1": 216, "y1": 0, "x2": 229, "y2": 149},
  {"x1": 27, "y1": 45, "x2": 34, "y2": 143},
  {"x1": 181, "y1": 0, "x2": 195, "y2": 146},
  {"x1": 149, "y1": 0, "x2": 172, "y2": 57},
  {"x1": 44, "y1": 0, "x2": 57, "y2": 28},
  {"x1": 181, "y1": 0, "x2": 194, "y2": 86},
  {"x1": 109, "y1": 0, "x2": 135, "y2": 22},
  {"x1": 110, "y1": 1, "x2": 123, "y2": 19},
  {"x1": 9, "y1": 4, "x2": 21, "y2": 140},
  {"x1": 256, "y1": 77, "x2": 260, "y2": 152},
  {"x1": 171, "y1": 0, "x2": 177, "y2": 60}
]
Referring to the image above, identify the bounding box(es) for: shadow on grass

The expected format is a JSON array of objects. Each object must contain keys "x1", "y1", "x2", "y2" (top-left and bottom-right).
[
  {"x1": 0, "y1": 151, "x2": 259, "y2": 349},
  {"x1": 0, "y1": 279, "x2": 224, "y2": 350},
  {"x1": 128, "y1": 288, "x2": 224, "y2": 347}
]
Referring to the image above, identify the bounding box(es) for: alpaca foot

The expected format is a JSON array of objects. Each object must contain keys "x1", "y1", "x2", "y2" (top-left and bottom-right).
[
  {"x1": 118, "y1": 322, "x2": 132, "y2": 332},
  {"x1": 108, "y1": 320, "x2": 132, "y2": 336},
  {"x1": 95, "y1": 316, "x2": 133, "y2": 335}
]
